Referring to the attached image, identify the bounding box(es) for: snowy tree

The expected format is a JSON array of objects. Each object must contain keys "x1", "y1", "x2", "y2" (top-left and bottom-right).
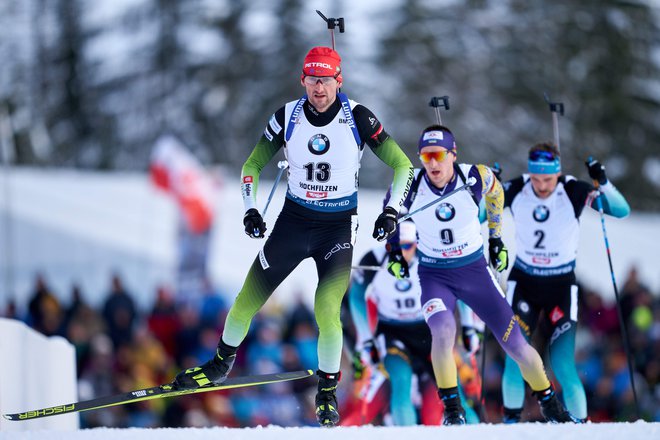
[
  {"x1": 376, "y1": 0, "x2": 660, "y2": 209},
  {"x1": 1, "y1": 0, "x2": 658, "y2": 209}
]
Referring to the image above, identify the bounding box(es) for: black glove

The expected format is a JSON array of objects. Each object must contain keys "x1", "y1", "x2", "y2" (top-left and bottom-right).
[
  {"x1": 462, "y1": 326, "x2": 481, "y2": 356},
  {"x1": 585, "y1": 158, "x2": 607, "y2": 185},
  {"x1": 372, "y1": 206, "x2": 398, "y2": 241},
  {"x1": 488, "y1": 237, "x2": 509, "y2": 272},
  {"x1": 243, "y1": 208, "x2": 266, "y2": 238},
  {"x1": 387, "y1": 248, "x2": 410, "y2": 280}
]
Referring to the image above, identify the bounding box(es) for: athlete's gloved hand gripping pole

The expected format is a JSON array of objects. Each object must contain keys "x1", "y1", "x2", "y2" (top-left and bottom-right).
[
  {"x1": 243, "y1": 160, "x2": 288, "y2": 239},
  {"x1": 587, "y1": 156, "x2": 640, "y2": 418},
  {"x1": 488, "y1": 237, "x2": 509, "y2": 273},
  {"x1": 386, "y1": 246, "x2": 409, "y2": 280},
  {"x1": 372, "y1": 206, "x2": 399, "y2": 242}
]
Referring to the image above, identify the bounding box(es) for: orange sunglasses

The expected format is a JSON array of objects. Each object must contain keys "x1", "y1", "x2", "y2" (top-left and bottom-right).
[{"x1": 419, "y1": 150, "x2": 453, "y2": 163}]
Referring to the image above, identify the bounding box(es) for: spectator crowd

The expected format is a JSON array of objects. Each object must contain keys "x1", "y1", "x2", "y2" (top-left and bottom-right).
[{"x1": 2, "y1": 265, "x2": 658, "y2": 427}]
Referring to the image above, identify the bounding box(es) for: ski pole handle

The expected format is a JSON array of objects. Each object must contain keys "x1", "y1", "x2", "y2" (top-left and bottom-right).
[
  {"x1": 398, "y1": 177, "x2": 477, "y2": 223},
  {"x1": 429, "y1": 96, "x2": 450, "y2": 125}
]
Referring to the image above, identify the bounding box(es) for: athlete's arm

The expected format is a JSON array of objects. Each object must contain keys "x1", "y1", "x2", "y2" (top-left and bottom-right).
[
  {"x1": 240, "y1": 108, "x2": 285, "y2": 211},
  {"x1": 353, "y1": 105, "x2": 414, "y2": 212},
  {"x1": 566, "y1": 178, "x2": 631, "y2": 219},
  {"x1": 371, "y1": 139, "x2": 415, "y2": 211},
  {"x1": 476, "y1": 164, "x2": 504, "y2": 238},
  {"x1": 480, "y1": 176, "x2": 524, "y2": 223},
  {"x1": 584, "y1": 158, "x2": 630, "y2": 218},
  {"x1": 586, "y1": 181, "x2": 631, "y2": 218},
  {"x1": 503, "y1": 176, "x2": 525, "y2": 209}
]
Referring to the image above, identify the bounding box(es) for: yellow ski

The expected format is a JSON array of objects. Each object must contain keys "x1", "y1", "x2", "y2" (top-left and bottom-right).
[{"x1": 3, "y1": 369, "x2": 314, "y2": 421}]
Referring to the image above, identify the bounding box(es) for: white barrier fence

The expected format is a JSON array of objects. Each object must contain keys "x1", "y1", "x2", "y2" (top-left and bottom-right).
[{"x1": 0, "y1": 317, "x2": 78, "y2": 431}]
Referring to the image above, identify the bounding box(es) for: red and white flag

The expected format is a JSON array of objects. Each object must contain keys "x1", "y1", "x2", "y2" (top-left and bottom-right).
[{"x1": 150, "y1": 135, "x2": 215, "y2": 234}]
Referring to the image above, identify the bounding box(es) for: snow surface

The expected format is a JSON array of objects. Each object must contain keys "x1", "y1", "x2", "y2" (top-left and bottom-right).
[{"x1": 1, "y1": 421, "x2": 658, "y2": 440}]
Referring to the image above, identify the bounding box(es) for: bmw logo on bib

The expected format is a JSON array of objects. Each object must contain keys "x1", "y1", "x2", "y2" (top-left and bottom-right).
[
  {"x1": 533, "y1": 205, "x2": 550, "y2": 222},
  {"x1": 435, "y1": 203, "x2": 456, "y2": 222},
  {"x1": 395, "y1": 279, "x2": 412, "y2": 291},
  {"x1": 308, "y1": 134, "x2": 330, "y2": 155}
]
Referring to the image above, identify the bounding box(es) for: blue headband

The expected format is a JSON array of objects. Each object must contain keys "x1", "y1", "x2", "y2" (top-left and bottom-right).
[
  {"x1": 418, "y1": 130, "x2": 456, "y2": 151},
  {"x1": 528, "y1": 159, "x2": 561, "y2": 174}
]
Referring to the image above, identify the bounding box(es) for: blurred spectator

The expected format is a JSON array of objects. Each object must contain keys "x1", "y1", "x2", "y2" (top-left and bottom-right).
[
  {"x1": 78, "y1": 334, "x2": 117, "y2": 427},
  {"x1": 102, "y1": 273, "x2": 138, "y2": 349},
  {"x1": 173, "y1": 304, "x2": 202, "y2": 368},
  {"x1": 193, "y1": 326, "x2": 222, "y2": 365},
  {"x1": 27, "y1": 273, "x2": 63, "y2": 336},
  {"x1": 621, "y1": 266, "x2": 648, "y2": 321},
  {"x1": 64, "y1": 283, "x2": 87, "y2": 328},
  {"x1": 2, "y1": 298, "x2": 18, "y2": 319},
  {"x1": 198, "y1": 278, "x2": 228, "y2": 328},
  {"x1": 290, "y1": 321, "x2": 318, "y2": 370},
  {"x1": 246, "y1": 319, "x2": 284, "y2": 372},
  {"x1": 282, "y1": 292, "x2": 315, "y2": 340},
  {"x1": 147, "y1": 285, "x2": 180, "y2": 358},
  {"x1": 12, "y1": 266, "x2": 660, "y2": 426},
  {"x1": 64, "y1": 284, "x2": 105, "y2": 374},
  {"x1": 580, "y1": 287, "x2": 620, "y2": 335}
]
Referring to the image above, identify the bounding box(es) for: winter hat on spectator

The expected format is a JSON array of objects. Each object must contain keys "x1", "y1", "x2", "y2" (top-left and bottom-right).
[{"x1": 302, "y1": 47, "x2": 342, "y2": 81}]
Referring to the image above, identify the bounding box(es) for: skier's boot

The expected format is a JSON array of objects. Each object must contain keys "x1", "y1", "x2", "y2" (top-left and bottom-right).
[
  {"x1": 315, "y1": 370, "x2": 341, "y2": 427},
  {"x1": 439, "y1": 387, "x2": 466, "y2": 425},
  {"x1": 503, "y1": 407, "x2": 522, "y2": 423},
  {"x1": 534, "y1": 384, "x2": 582, "y2": 423},
  {"x1": 172, "y1": 339, "x2": 237, "y2": 390}
]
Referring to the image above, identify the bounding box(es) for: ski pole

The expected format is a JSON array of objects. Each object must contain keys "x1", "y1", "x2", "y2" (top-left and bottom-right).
[
  {"x1": 478, "y1": 327, "x2": 488, "y2": 421},
  {"x1": 588, "y1": 157, "x2": 640, "y2": 419},
  {"x1": 351, "y1": 265, "x2": 383, "y2": 272},
  {"x1": 543, "y1": 93, "x2": 564, "y2": 153},
  {"x1": 478, "y1": 228, "x2": 505, "y2": 422},
  {"x1": 262, "y1": 160, "x2": 288, "y2": 217},
  {"x1": 478, "y1": 266, "x2": 505, "y2": 423},
  {"x1": 397, "y1": 177, "x2": 477, "y2": 223}
]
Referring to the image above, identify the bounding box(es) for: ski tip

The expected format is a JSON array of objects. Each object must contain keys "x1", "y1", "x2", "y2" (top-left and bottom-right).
[{"x1": 3, "y1": 414, "x2": 15, "y2": 421}]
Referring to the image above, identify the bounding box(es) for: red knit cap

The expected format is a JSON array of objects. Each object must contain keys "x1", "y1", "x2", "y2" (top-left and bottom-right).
[{"x1": 302, "y1": 46, "x2": 342, "y2": 80}]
